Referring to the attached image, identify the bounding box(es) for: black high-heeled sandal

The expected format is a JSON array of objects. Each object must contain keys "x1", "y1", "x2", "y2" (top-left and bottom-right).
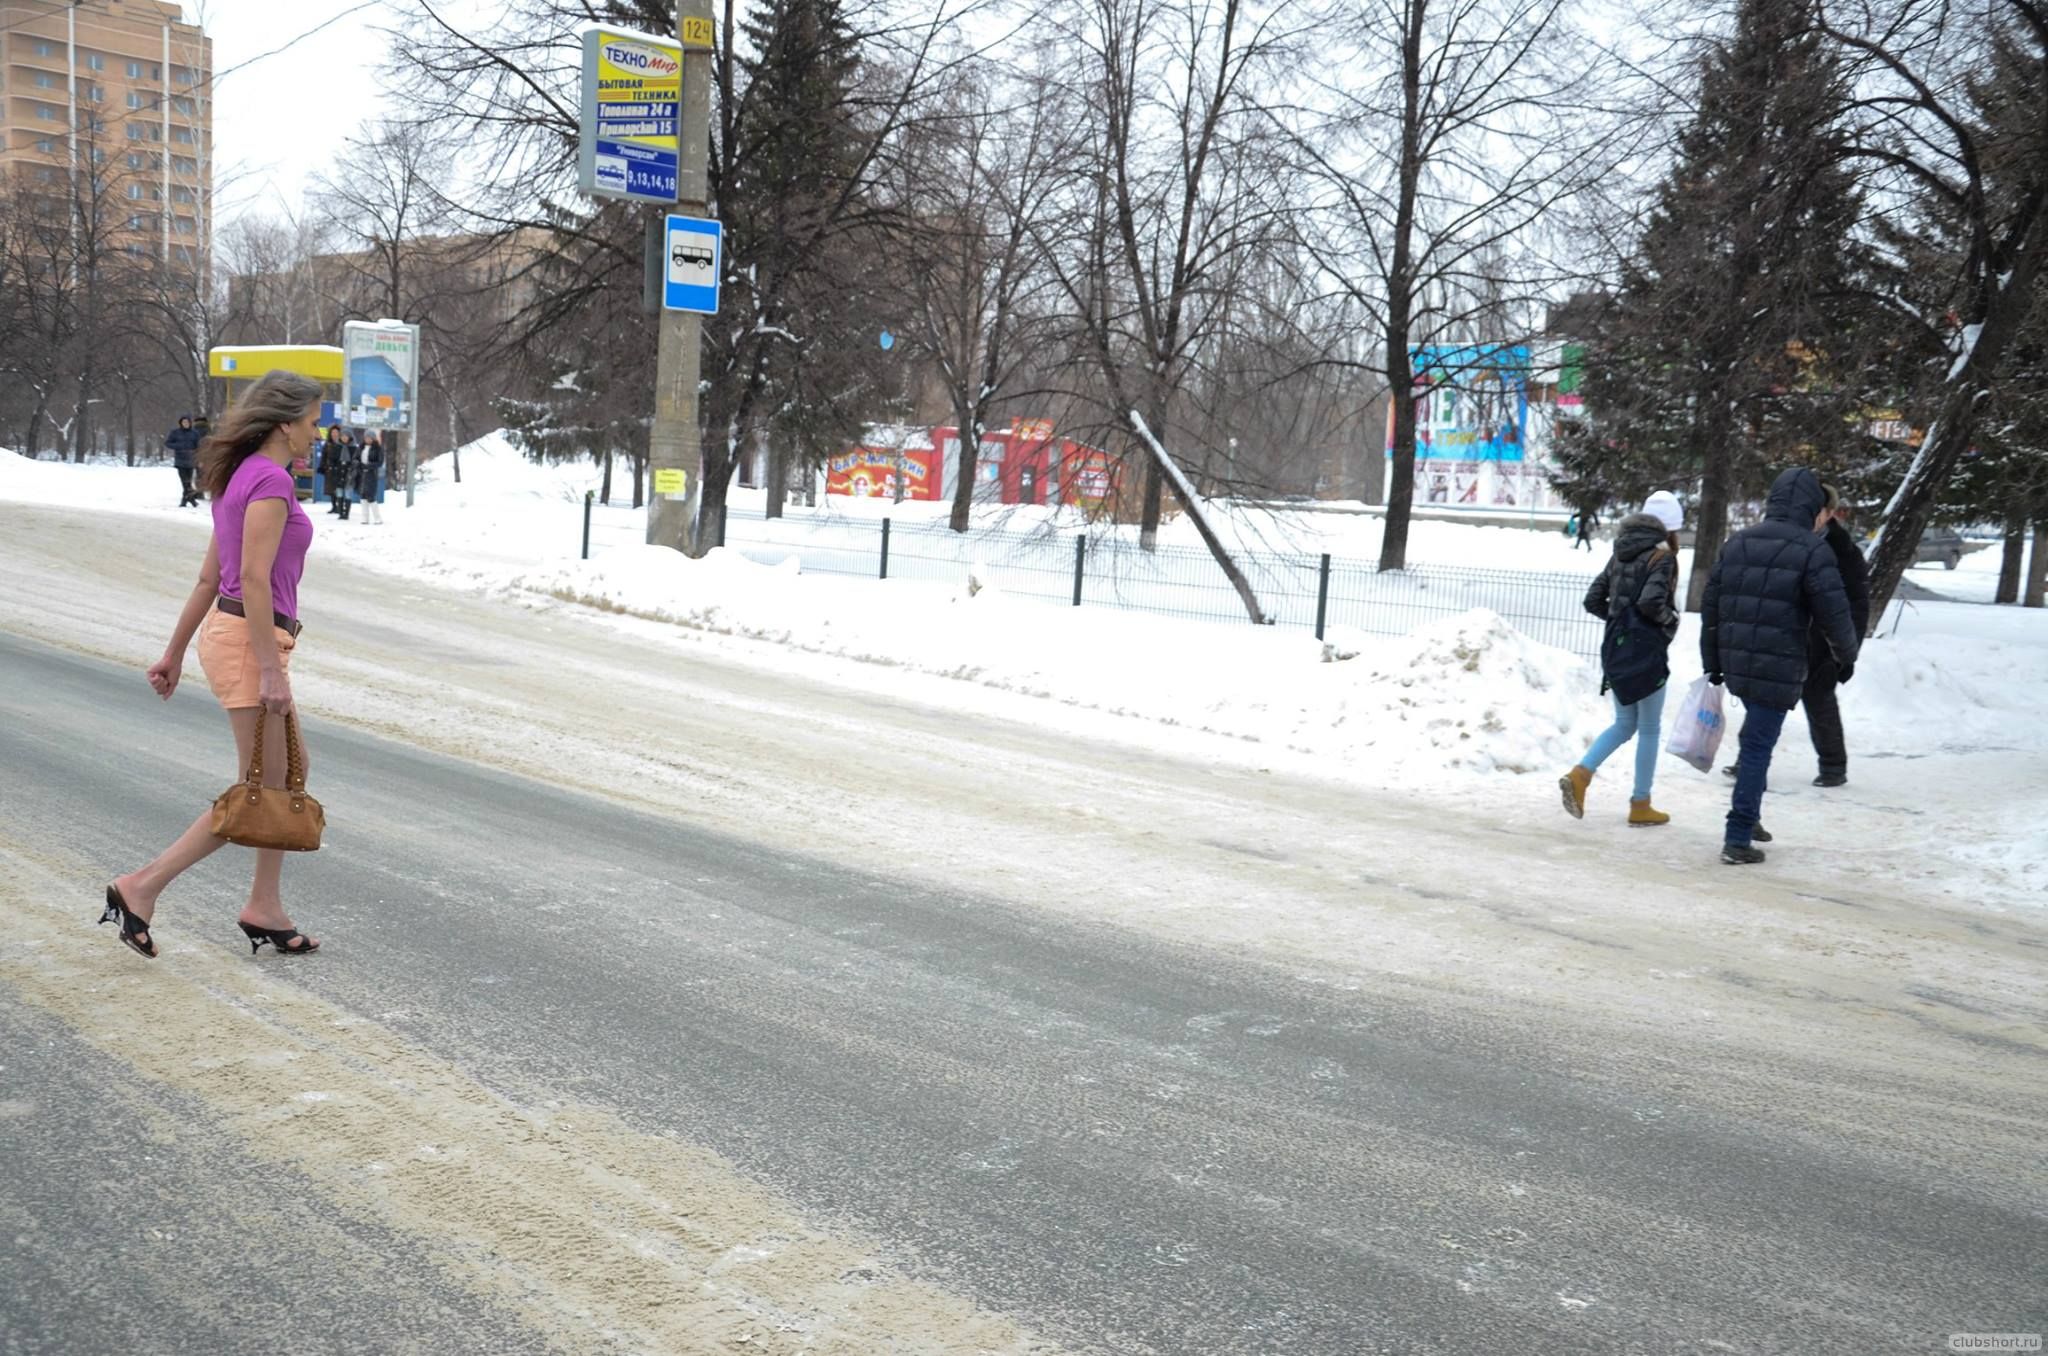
[
  {"x1": 238, "y1": 921, "x2": 319, "y2": 956},
  {"x1": 99, "y1": 885, "x2": 157, "y2": 960}
]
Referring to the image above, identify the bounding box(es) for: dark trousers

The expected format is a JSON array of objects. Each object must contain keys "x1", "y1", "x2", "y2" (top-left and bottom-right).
[
  {"x1": 1804, "y1": 656, "x2": 1846, "y2": 774},
  {"x1": 175, "y1": 465, "x2": 196, "y2": 503},
  {"x1": 1727, "y1": 703, "x2": 1789, "y2": 848}
]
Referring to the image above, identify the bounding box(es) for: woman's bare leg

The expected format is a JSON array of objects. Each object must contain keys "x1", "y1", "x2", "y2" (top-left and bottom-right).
[
  {"x1": 235, "y1": 709, "x2": 314, "y2": 945},
  {"x1": 109, "y1": 709, "x2": 247, "y2": 932}
]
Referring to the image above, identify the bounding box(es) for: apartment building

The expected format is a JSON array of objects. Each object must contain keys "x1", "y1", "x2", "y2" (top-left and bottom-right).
[{"x1": 0, "y1": 0, "x2": 212, "y2": 269}]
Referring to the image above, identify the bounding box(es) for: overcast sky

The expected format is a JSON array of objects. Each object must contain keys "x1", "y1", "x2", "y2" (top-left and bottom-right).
[{"x1": 196, "y1": 0, "x2": 413, "y2": 222}]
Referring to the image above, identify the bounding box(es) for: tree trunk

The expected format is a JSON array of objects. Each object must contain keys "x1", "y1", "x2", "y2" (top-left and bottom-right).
[
  {"x1": 1137, "y1": 389, "x2": 1169, "y2": 551},
  {"x1": 1130, "y1": 411, "x2": 1265, "y2": 623},
  {"x1": 695, "y1": 446, "x2": 739, "y2": 559},
  {"x1": 1377, "y1": 0, "x2": 1426, "y2": 574},
  {"x1": 631, "y1": 454, "x2": 645, "y2": 510},
  {"x1": 124, "y1": 388, "x2": 137, "y2": 468},
  {"x1": 766, "y1": 440, "x2": 786, "y2": 519},
  {"x1": 2028, "y1": 515, "x2": 2048, "y2": 609},
  {"x1": 949, "y1": 402, "x2": 979, "y2": 534},
  {"x1": 1683, "y1": 407, "x2": 1735, "y2": 613},
  {"x1": 1997, "y1": 509, "x2": 2027, "y2": 604},
  {"x1": 600, "y1": 449, "x2": 614, "y2": 506}
]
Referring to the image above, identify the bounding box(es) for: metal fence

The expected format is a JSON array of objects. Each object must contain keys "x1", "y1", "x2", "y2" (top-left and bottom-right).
[{"x1": 578, "y1": 497, "x2": 1599, "y2": 655}]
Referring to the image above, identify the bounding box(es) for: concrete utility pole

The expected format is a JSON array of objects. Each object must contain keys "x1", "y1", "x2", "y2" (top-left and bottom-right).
[{"x1": 648, "y1": 1, "x2": 716, "y2": 555}]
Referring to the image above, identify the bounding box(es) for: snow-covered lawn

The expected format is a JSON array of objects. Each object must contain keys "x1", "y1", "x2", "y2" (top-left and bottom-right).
[{"x1": 6, "y1": 437, "x2": 2042, "y2": 911}]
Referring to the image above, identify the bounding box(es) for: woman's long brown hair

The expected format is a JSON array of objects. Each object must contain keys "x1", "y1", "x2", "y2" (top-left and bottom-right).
[{"x1": 198, "y1": 370, "x2": 323, "y2": 500}]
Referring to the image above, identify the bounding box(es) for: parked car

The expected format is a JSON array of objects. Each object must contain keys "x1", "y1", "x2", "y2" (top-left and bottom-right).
[{"x1": 1916, "y1": 527, "x2": 1965, "y2": 570}]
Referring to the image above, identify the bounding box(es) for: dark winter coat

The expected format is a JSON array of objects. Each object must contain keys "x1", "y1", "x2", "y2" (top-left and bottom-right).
[
  {"x1": 1701, "y1": 468, "x2": 1861, "y2": 711},
  {"x1": 357, "y1": 440, "x2": 383, "y2": 498},
  {"x1": 1811, "y1": 519, "x2": 1871, "y2": 656},
  {"x1": 166, "y1": 424, "x2": 201, "y2": 468},
  {"x1": 318, "y1": 438, "x2": 344, "y2": 483},
  {"x1": 1585, "y1": 513, "x2": 1679, "y2": 701}
]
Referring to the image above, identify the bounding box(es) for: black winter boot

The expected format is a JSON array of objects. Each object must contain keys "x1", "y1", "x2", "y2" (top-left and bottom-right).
[{"x1": 1721, "y1": 844, "x2": 1767, "y2": 865}]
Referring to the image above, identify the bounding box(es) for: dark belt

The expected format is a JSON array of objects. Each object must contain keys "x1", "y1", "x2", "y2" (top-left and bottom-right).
[{"x1": 216, "y1": 596, "x2": 302, "y2": 639}]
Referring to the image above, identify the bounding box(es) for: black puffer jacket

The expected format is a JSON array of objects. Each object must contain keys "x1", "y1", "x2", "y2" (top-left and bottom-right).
[
  {"x1": 1584, "y1": 512, "x2": 1679, "y2": 642},
  {"x1": 1813, "y1": 519, "x2": 1871, "y2": 651},
  {"x1": 1701, "y1": 468, "x2": 1860, "y2": 711}
]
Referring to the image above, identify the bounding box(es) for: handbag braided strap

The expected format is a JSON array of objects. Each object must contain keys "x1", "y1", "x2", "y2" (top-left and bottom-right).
[{"x1": 245, "y1": 709, "x2": 310, "y2": 795}]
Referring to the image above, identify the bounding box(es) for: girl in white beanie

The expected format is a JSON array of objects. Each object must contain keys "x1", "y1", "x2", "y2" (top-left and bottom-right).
[{"x1": 1560, "y1": 492, "x2": 1684, "y2": 825}]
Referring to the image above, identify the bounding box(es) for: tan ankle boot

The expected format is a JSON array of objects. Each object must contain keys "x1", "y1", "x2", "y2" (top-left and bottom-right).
[
  {"x1": 1559, "y1": 766, "x2": 1593, "y2": 819},
  {"x1": 1629, "y1": 797, "x2": 1670, "y2": 827}
]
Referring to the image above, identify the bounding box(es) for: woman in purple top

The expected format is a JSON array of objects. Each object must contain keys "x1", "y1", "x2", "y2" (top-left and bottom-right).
[{"x1": 101, "y1": 370, "x2": 326, "y2": 960}]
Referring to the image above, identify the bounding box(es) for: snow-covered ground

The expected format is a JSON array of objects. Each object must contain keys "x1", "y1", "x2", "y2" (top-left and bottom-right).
[{"x1": 5, "y1": 437, "x2": 2042, "y2": 909}]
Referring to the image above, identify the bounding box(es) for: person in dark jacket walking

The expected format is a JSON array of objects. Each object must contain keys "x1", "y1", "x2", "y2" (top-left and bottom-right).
[
  {"x1": 1561, "y1": 491, "x2": 1684, "y2": 826},
  {"x1": 167, "y1": 417, "x2": 203, "y2": 506},
  {"x1": 1702, "y1": 468, "x2": 1861, "y2": 864},
  {"x1": 1806, "y1": 489, "x2": 1870, "y2": 785},
  {"x1": 1721, "y1": 485, "x2": 1874, "y2": 789}
]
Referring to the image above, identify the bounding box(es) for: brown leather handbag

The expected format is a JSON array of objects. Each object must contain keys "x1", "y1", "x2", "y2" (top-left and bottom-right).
[{"x1": 211, "y1": 710, "x2": 325, "y2": 852}]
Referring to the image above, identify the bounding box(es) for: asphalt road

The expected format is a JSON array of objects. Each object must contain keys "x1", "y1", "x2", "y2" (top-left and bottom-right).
[{"x1": 2, "y1": 625, "x2": 2043, "y2": 1355}]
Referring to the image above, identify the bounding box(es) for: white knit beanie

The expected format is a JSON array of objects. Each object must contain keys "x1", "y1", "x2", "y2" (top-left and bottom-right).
[{"x1": 1642, "y1": 491, "x2": 1684, "y2": 533}]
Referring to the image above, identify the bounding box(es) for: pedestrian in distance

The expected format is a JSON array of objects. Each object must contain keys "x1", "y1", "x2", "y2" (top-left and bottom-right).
[
  {"x1": 1701, "y1": 468, "x2": 1860, "y2": 865},
  {"x1": 1560, "y1": 491, "x2": 1685, "y2": 827},
  {"x1": 101, "y1": 369, "x2": 325, "y2": 960},
  {"x1": 332, "y1": 430, "x2": 358, "y2": 522},
  {"x1": 1573, "y1": 505, "x2": 1600, "y2": 552},
  {"x1": 357, "y1": 431, "x2": 385, "y2": 525},
  {"x1": 319, "y1": 426, "x2": 346, "y2": 514},
  {"x1": 1721, "y1": 484, "x2": 1872, "y2": 789},
  {"x1": 168, "y1": 416, "x2": 203, "y2": 507}
]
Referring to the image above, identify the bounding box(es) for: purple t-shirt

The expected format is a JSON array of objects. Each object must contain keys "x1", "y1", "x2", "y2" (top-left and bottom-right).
[{"x1": 214, "y1": 454, "x2": 314, "y2": 622}]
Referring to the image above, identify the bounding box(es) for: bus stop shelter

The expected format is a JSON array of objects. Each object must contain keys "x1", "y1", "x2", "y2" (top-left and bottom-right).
[{"x1": 208, "y1": 346, "x2": 344, "y2": 499}]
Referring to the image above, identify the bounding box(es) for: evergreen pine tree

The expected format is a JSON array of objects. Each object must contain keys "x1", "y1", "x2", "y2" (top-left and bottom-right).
[{"x1": 1572, "y1": 0, "x2": 1879, "y2": 607}]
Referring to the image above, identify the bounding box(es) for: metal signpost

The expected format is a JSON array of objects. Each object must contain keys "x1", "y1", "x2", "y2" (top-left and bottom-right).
[
  {"x1": 340, "y1": 319, "x2": 422, "y2": 506},
  {"x1": 578, "y1": 13, "x2": 716, "y2": 553}
]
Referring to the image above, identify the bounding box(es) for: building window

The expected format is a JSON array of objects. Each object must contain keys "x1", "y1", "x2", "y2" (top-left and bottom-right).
[
  {"x1": 171, "y1": 126, "x2": 194, "y2": 145},
  {"x1": 126, "y1": 183, "x2": 144, "y2": 200},
  {"x1": 35, "y1": 106, "x2": 59, "y2": 122},
  {"x1": 33, "y1": 41, "x2": 54, "y2": 58},
  {"x1": 127, "y1": 92, "x2": 144, "y2": 109},
  {"x1": 128, "y1": 214, "x2": 146, "y2": 230},
  {"x1": 173, "y1": 187, "x2": 193, "y2": 204},
  {"x1": 173, "y1": 156, "x2": 197, "y2": 174},
  {"x1": 37, "y1": 167, "x2": 55, "y2": 183},
  {"x1": 125, "y1": 60, "x2": 144, "y2": 78},
  {"x1": 84, "y1": 54, "x2": 105, "y2": 72},
  {"x1": 126, "y1": 152, "x2": 144, "y2": 169},
  {"x1": 172, "y1": 96, "x2": 193, "y2": 115},
  {"x1": 36, "y1": 139, "x2": 55, "y2": 153},
  {"x1": 34, "y1": 71, "x2": 56, "y2": 88}
]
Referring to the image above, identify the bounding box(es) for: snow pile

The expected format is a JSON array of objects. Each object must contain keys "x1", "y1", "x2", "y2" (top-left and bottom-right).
[{"x1": 512, "y1": 544, "x2": 1605, "y2": 778}]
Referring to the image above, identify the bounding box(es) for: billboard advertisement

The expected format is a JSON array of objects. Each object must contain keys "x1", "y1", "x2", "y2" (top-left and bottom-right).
[
  {"x1": 340, "y1": 320, "x2": 419, "y2": 433},
  {"x1": 1388, "y1": 343, "x2": 1551, "y2": 509},
  {"x1": 579, "y1": 27, "x2": 681, "y2": 203},
  {"x1": 826, "y1": 434, "x2": 942, "y2": 501}
]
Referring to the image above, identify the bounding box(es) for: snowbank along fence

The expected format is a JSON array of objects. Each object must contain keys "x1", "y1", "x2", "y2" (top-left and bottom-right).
[{"x1": 585, "y1": 502, "x2": 1602, "y2": 658}]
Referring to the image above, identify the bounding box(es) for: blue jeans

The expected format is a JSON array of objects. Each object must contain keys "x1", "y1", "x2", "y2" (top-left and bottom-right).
[
  {"x1": 1727, "y1": 703, "x2": 1789, "y2": 847},
  {"x1": 1579, "y1": 684, "x2": 1668, "y2": 801}
]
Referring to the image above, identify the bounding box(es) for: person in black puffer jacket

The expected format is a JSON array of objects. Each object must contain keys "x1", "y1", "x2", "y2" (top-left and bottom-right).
[
  {"x1": 1560, "y1": 491, "x2": 1683, "y2": 827},
  {"x1": 1702, "y1": 467, "x2": 1860, "y2": 864},
  {"x1": 167, "y1": 417, "x2": 202, "y2": 506}
]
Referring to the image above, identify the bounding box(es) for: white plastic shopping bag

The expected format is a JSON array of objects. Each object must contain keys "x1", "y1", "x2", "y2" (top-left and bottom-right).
[{"x1": 1665, "y1": 675, "x2": 1726, "y2": 773}]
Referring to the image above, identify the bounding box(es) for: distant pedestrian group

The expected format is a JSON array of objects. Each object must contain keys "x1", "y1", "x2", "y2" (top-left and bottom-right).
[
  {"x1": 317, "y1": 426, "x2": 386, "y2": 525},
  {"x1": 1559, "y1": 468, "x2": 1865, "y2": 866}
]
